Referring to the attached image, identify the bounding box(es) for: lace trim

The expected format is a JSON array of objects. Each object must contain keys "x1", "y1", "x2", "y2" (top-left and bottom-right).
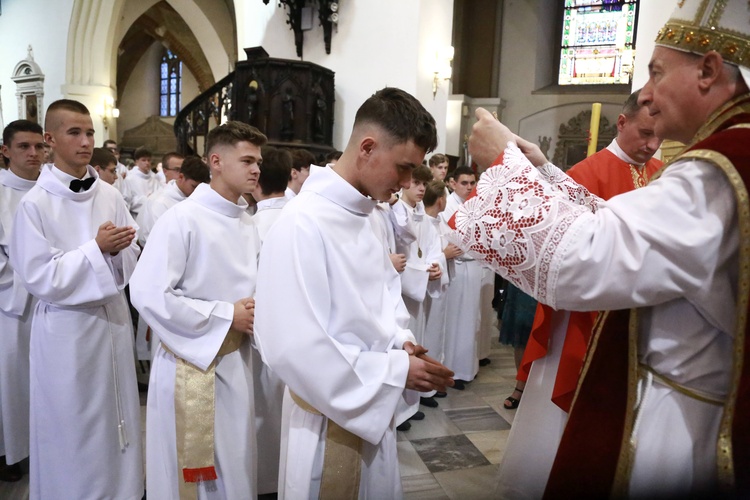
[{"x1": 451, "y1": 144, "x2": 601, "y2": 304}]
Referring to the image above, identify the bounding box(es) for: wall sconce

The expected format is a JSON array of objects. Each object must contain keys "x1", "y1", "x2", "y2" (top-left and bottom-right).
[
  {"x1": 432, "y1": 46, "x2": 454, "y2": 99},
  {"x1": 102, "y1": 96, "x2": 119, "y2": 130}
]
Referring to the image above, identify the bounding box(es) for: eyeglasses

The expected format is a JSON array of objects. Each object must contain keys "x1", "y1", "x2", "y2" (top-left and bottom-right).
[
  {"x1": 163, "y1": 166, "x2": 182, "y2": 172},
  {"x1": 106, "y1": 147, "x2": 118, "y2": 153}
]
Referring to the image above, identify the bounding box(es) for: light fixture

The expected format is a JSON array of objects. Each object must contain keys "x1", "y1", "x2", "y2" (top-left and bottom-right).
[
  {"x1": 102, "y1": 96, "x2": 119, "y2": 130},
  {"x1": 432, "y1": 46, "x2": 454, "y2": 99}
]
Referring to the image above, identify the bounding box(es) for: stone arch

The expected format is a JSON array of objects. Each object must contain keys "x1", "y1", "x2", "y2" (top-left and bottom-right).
[{"x1": 65, "y1": 0, "x2": 236, "y2": 140}]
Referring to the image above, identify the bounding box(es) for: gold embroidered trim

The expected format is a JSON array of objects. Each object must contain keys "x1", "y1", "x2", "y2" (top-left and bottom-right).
[
  {"x1": 628, "y1": 164, "x2": 648, "y2": 189},
  {"x1": 640, "y1": 364, "x2": 726, "y2": 405},
  {"x1": 672, "y1": 145, "x2": 750, "y2": 492},
  {"x1": 164, "y1": 329, "x2": 245, "y2": 500},
  {"x1": 290, "y1": 391, "x2": 363, "y2": 499},
  {"x1": 656, "y1": 22, "x2": 749, "y2": 70}
]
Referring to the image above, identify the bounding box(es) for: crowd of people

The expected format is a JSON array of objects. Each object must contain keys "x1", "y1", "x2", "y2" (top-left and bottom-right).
[{"x1": 0, "y1": 0, "x2": 749, "y2": 498}]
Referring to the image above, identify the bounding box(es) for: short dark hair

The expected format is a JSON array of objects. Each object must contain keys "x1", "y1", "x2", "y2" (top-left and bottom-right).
[
  {"x1": 411, "y1": 165, "x2": 433, "y2": 183},
  {"x1": 161, "y1": 151, "x2": 183, "y2": 168},
  {"x1": 3, "y1": 120, "x2": 44, "y2": 166},
  {"x1": 324, "y1": 150, "x2": 342, "y2": 163},
  {"x1": 423, "y1": 180, "x2": 447, "y2": 207},
  {"x1": 353, "y1": 87, "x2": 437, "y2": 154},
  {"x1": 134, "y1": 147, "x2": 152, "y2": 160},
  {"x1": 3, "y1": 119, "x2": 44, "y2": 147},
  {"x1": 622, "y1": 89, "x2": 643, "y2": 118},
  {"x1": 180, "y1": 155, "x2": 211, "y2": 183},
  {"x1": 205, "y1": 121, "x2": 267, "y2": 157},
  {"x1": 103, "y1": 139, "x2": 118, "y2": 149},
  {"x1": 90, "y1": 147, "x2": 117, "y2": 169},
  {"x1": 290, "y1": 148, "x2": 315, "y2": 172},
  {"x1": 452, "y1": 166, "x2": 475, "y2": 180},
  {"x1": 45, "y1": 99, "x2": 90, "y2": 131},
  {"x1": 429, "y1": 153, "x2": 448, "y2": 167},
  {"x1": 259, "y1": 146, "x2": 293, "y2": 195}
]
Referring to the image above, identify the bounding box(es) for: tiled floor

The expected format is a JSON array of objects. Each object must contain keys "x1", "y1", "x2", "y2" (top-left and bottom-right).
[
  {"x1": 398, "y1": 337, "x2": 517, "y2": 499},
  {"x1": 0, "y1": 339, "x2": 518, "y2": 500}
]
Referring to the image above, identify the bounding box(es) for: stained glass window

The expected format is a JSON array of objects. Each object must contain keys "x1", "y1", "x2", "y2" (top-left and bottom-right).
[
  {"x1": 559, "y1": 0, "x2": 638, "y2": 85},
  {"x1": 160, "y1": 48, "x2": 182, "y2": 116}
]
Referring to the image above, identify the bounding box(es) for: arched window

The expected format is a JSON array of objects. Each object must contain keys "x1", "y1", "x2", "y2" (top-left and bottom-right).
[
  {"x1": 160, "y1": 48, "x2": 182, "y2": 116},
  {"x1": 558, "y1": 0, "x2": 639, "y2": 86}
]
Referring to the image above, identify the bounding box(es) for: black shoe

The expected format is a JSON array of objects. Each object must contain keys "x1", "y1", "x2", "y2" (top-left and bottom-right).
[
  {"x1": 0, "y1": 456, "x2": 22, "y2": 483},
  {"x1": 479, "y1": 358, "x2": 492, "y2": 367},
  {"x1": 452, "y1": 379, "x2": 466, "y2": 391},
  {"x1": 504, "y1": 387, "x2": 524, "y2": 409},
  {"x1": 396, "y1": 421, "x2": 411, "y2": 431},
  {"x1": 420, "y1": 396, "x2": 438, "y2": 408},
  {"x1": 434, "y1": 391, "x2": 447, "y2": 398},
  {"x1": 409, "y1": 411, "x2": 425, "y2": 421}
]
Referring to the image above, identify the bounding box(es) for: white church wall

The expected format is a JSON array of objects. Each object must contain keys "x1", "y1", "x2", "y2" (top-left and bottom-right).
[
  {"x1": 235, "y1": 0, "x2": 453, "y2": 153},
  {"x1": 0, "y1": 0, "x2": 74, "y2": 130}
]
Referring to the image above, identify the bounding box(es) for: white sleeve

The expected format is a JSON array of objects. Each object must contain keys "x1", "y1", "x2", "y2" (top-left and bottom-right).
[
  {"x1": 254, "y1": 214, "x2": 411, "y2": 446},
  {"x1": 0, "y1": 229, "x2": 29, "y2": 316},
  {"x1": 453, "y1": 144, "x2": 736, "y2": 325},
  {"x1": 129, "y1": 211, "x2": 232, "y2": 371},
  {"x1": 9, "y1": 199, "x2": 139, "y2": 306}
]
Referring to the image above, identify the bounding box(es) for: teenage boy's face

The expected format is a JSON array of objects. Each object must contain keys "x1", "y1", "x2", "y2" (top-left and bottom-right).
[
  {"x1": 403, "y1": 178, "x2": 427, "y2": 205},
  {"x1": 454, "y1": 174, "x2": 476, "y2": 199},
  {"x1": 96, "y1": 161, "x2": 118, "y2": 185},
  {"x1": 3, "y1": 131, "x2": 45, "y2": 176},
  {"x1": 430, "y1": 161, "x2": 448, "y2": 181},
  {"x1": 136, "y1": 156, "x2": 152, "y2": 173},
  {"x1": 44, "y1": 110, "x2": 95, "y2": 170},
  {"x1": 360, "y1": 136, "x2": 425, "y2": 203},
  {"x1": 214, "y1": 140, "x2": 262, "y2": 199}
]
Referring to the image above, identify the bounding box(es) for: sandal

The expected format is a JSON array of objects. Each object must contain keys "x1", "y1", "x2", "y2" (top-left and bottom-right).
[{"x1": 503, "y1": 387, "x2": 524, "y2": 410}]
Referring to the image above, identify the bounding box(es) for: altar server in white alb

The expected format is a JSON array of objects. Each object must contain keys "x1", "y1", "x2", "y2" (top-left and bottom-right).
[
  {"x1": 130, "y1": 121, "x2": 265, "y2": 500},
  {"x1": 10, "y1": 99, "x2": 143, "y2": 499},
  {"x1": 0, "y1": 120, "x2": 44, "y2": 483},
  {"x1": 254, "y1": 87, "x2": 455, "y2": 499},
  {"x1": 247, "y1": 145, "x2": 291, "y2": 496},
  {"x1": 136, "y1": 155, "x2": 210, "y2": 246},
  {"x1": 125, "y1": 146, "x2": 161, "y2": 218}
]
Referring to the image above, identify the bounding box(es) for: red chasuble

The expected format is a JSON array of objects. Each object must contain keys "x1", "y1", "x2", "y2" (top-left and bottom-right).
[
  {"x1": 544, "y1": 94, "x2": 750, "y2": 498},
  {"x1": 518, "y1": 148, "x2": 662, "y2": 412}
]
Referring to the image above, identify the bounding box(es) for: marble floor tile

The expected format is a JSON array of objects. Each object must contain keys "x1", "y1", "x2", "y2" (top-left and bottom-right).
[
  {"x1": 397, "y1": 441, "x2": 431, "y2": 477},
  {"x1": 465, "y1": 381, "x2": 510, "y2": 398},
  {"x1": 401, "y1": 473, "x2": 450, "y2": 500},
  {"x1": 432, "y1": 391, "x2": 488, "y2": 411},
  {"x1": 396, "y1": 405, "x2": 463, "y2": 440},
  {"x1": 410, "y1": 434, "x2": 491, "y2": 473},
  {"x1": 434, "y1": 463, "x2": 501, "y2": 500},
  {"x1": 444, "y1": 407, "x2": 511, "y2": 433},
  {"x1": 465, "y1": 429, "x2": 509, "y2": 464}
]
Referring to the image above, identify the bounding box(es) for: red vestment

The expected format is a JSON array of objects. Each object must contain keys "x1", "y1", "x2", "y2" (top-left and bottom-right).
[{"x1": 518, "y1": 147, "x2": 663, "y2": 412}]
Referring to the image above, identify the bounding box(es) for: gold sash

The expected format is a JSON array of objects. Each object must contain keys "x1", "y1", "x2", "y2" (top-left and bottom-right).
[
  {"x1": 163, "y1": 328, "x2": 245, "y2": 500},
  {"x1": 290, "y1": 390, "x2": 363, "y2": 499}
]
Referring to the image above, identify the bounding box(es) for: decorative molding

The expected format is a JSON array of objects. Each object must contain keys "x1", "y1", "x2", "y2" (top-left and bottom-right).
[
  {"x1": 12, "y1": 46, "x2": 45, "y2": 125},
  {"x1": 552, "y1": 109, "x2": 617, "y2": 170},
  {"x1": 263, "y1": 0, "x2": 339, "y2": 57}
]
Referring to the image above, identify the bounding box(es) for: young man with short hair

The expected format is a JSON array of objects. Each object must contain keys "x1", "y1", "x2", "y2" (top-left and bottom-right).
[
  {"x1": 157, "y1": 151, "x2": 184, "y2": 185},
  {"x1": 440, "y1": 165, "x2": 482, "y2": 390},
  {"x1": 130, "y1": 121, "x2": 265, "y2": 499},
  {"x1": 125, "y1": 146, "x2": 160, "y2": 217},
  {"x1": 91, "y1": 147, "x2": 119, "y2": 185},
  {"x1": 285, "y1": 148, "x2": 314, "y2": 199},
  {"x1": 248, "y1": 145, "x2": 292, "y2": 495},
  {"x1": 137, "y1": 155, "x2": 210, "y2": 246},
  {"x1": 254, "y1": 87, "x2": 454, "y2": 498},
  {"x1": 428, "y1": 153, "x2": 449, "y2": 181},
  {"x1": 0, "y1": 120, "x2": 44, "y2": 483},
  {"x1": 10, "y1": 100, "x2": 143, "y2": 499}
]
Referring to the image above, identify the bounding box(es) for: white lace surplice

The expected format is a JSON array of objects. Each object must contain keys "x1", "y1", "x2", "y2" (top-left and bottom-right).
[{"x1": 451, "y1": 143, "x2": 599, "y2": 308}]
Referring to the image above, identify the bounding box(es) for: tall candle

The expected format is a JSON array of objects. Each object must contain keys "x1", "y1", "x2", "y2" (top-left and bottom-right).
[{"x1": 587, "y1": 102, "x2": 602, "y2": 157}]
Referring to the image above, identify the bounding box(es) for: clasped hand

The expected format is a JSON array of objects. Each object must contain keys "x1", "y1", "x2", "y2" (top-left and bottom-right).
[
  {"x1": 403, "y1": 341, "x2": 454, "y2": 392},
  {"x1": 95, "y1": 221, "x2": 136, "y2": 255}
]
